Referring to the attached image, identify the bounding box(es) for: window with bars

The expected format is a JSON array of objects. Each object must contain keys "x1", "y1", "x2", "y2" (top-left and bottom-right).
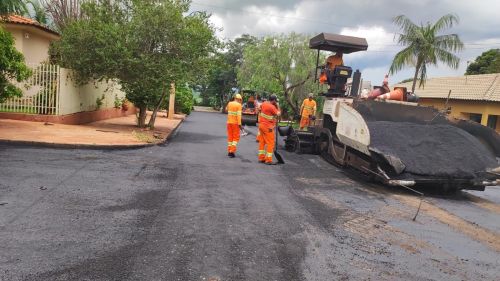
[
  {"x1": 487, "y1": 115, "x2": 498, "y2": 130},
  {"x1": 469, "y1": 113, "x2": 482, "y2": 123}
]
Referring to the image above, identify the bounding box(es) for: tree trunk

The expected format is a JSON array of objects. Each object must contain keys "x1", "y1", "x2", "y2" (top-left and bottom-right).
[
  {"x1": 411, "y1": 60, "x2": 422, "y2": 94},
  {"x1": 283, "y1": 88, "x2": 298, "y2": 116},
  {"x1": 137, "y1": 104, "x2": 148, "y2": 128},
  {"x1": 148, "y1": 84, "x2": 168, "y2": 129},
  {"x1": 282, "y1": 73, "x2": 311, "y2": 117}
]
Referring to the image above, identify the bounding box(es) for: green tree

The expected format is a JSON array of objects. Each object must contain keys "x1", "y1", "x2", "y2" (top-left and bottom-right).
[
  {"x1": 197, "y1": 54, "x2": 231, "y2": 108},
  {"x1": 54, "y1": 0, "x2": 217, "y2": 128},
  {"x1": 0, "y1": 27, "x2": 32, "y2": 102},
  {"x1": 26, "y1": 0, "x2": 48, "y2": 25},
  {"x1": 0, "y1": 0, "x2": 27, "y2": 16},
  {"x1": 168, "y1": 84, "x2": 194, "y2": 115},
  {"x1": 237, "y1": 33, "x2": 319, "y2": 116},
  {"x1": 465, "y1": 49, "x2": 500, "y2": 75},
  {"x1": 196, "y1": 34, "x2": 257, "y2": 109},
  {"x1": 41, "y1": 0, "x2": 84, "y2": 31},
  {"x1": 389, "y1": 14, "x2": 464, "y2": 93}
]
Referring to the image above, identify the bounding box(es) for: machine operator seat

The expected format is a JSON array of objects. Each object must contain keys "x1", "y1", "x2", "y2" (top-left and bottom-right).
[{"x1": 325, "y1": 65, "x2": 353, "y2": 97}]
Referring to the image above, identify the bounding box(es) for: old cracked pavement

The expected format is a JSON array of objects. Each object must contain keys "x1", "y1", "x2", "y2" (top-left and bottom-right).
[{"x1": 1, "y1": 112, "x2": 499, "y2": 281}]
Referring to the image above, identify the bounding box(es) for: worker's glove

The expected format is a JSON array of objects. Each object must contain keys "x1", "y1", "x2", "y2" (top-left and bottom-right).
[
  {"x1": 310, "y1": 116, "x2": 316, "y2": 121},
  {"x1": 268, "y1": 128, "x2": 273, "y2": 133}
]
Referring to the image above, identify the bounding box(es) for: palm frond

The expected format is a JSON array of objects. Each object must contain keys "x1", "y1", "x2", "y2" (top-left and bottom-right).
[
  {"x1": 435, "y1": 34, "x2": 464, "y2": 52},
  {"x1": 389, "y1": 46, "x2": 416, "y2": 74},
  {"x1": 432, "y1": 14, "x2": 459, "y2": 33},
  {"x1": 393, "y1": 15, "x2": 418, "y2": 35},
  {"x1": 396, "y1": 32, "x2": 421, "y2": 46},
  {"x1": 27, "y1": 0, "x2": 48, "y2": 25},
  {"x1": 424, "y1": 47, "x2": 438, "y2": 66},
  {"x1": 0, "y1": 0, "x2": 28, "y2": 16},
  {"x1": 434, "y1": 48, "x2": 461, "y2": 69}
]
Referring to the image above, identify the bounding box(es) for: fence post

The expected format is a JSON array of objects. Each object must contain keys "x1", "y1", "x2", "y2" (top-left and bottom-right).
[
  {"x1": 168, "y1": 82, "x2": 176, "y2": 119},
  {"x1": 56, "y1": 65, "x2": 60, "y2": 115}
]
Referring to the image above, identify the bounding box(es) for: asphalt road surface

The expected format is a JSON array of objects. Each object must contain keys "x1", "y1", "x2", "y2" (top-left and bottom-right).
[{"x1": 1, "y1": 111, "x2": 499, "y2": 281}]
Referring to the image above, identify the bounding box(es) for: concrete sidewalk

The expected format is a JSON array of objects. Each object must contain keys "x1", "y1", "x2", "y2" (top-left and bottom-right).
[
  {"x1": 193, "y1": 106, "x2": 220, "y2": 113},
  {"x1": 0, "y1": 112, "x2": 185, "y2": 148}
]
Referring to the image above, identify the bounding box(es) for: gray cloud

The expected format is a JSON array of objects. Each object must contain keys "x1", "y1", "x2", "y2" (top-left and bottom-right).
[
  {"x1": 192, "y1": 0, "x2": 303, "y2": 11},
  {"x1": 190, "y1": 0, "x2": 500, "y2": 84}
]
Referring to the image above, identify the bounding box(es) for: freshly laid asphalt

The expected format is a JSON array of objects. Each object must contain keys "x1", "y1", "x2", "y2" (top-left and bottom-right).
[{"x1": 1, "y1": 111, "x2": 499, "y2": 281}]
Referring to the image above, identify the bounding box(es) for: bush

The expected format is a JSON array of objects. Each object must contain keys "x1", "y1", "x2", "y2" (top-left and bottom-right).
[
  {"x1": 0, "y1": 27, "x2": 31, "y2": 102},
  {"x1": 173, "y1": 85, "x2": 194, "y2": 115}
]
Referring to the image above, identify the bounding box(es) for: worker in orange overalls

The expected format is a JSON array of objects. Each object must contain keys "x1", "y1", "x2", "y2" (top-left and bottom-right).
[
  {"x1": 255, "y1": 95, "x2": 263, "y2": 142},
  {"x1": 227, "y1": 94, "x2": 242, "y2": 158},
  {"x1": 258, "y1": 94, "x2": 280, "y2": 165},
  {"x1": 326, "y1": 52, "x2": 344, "y2": 70},
  {"x1": 319, "y1": 52, "x2": 344, "y2": 85},
  {"x1": 299, "y1": 93, "x2": 317, "y2": 130}
]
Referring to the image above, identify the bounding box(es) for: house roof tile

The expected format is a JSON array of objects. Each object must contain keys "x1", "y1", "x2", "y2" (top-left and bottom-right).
[
  {"x1": 1, "y1": 14, "x2": 59, "y2": 36},
  {"x1": 395, "y1": 73, "x2": 500, "y2": 102}
]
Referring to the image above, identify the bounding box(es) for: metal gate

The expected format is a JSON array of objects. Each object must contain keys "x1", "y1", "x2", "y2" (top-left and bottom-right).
[{"x1": 0, "y1": 64, "x2": 60, "y2": 115}]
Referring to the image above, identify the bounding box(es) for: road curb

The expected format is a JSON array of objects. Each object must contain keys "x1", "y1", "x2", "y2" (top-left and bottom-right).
[
  {"x1": 0, "y1": 118, "x2": 185, "y2": 150},
  {"x1": 157, "y1": 118, "x2": 183, "y2": 146}
]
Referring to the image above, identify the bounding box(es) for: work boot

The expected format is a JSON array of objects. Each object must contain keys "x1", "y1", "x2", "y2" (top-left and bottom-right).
[
  {"x1": 258, "y1": 160, "x2": 265, "y2": 164},
  {"x1": 228, "y1": 152, "x2": 235, "y2": 158},
  {"x1": 265, "y1": 161, "x2": 278, "y2": 165}
]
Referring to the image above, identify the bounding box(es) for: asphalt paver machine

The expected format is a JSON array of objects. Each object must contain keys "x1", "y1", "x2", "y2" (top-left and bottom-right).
[
  {"x1": 280, "y1": 33, "x2": 499, "y2": 193},
  {"x1": 241, "y1": 90, "x2": 258, "y2": 126}
]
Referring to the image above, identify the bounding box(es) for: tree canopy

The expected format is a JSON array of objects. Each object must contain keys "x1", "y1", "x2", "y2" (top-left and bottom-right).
[
  {"x1": 196, "y1": 34, "x2": 257, "y2": 109},
  {"x1": 237, "y1": 33, "x2": 321, "y2": 116},
  {"x1": 0, "y1": 1, "x2": 32, "y2": 103},
  {"x1": 0, "y1": 0, "x2": 27, "y2": 17},
  {"x1": 53, "y1": 0, "x2": 218, "y2": 127},
  {"x1": 465, "y1": 49, "x2": 500, "y2": 75},
  {"x1": 41, "y1": 0, "x2": 82, "y2": 31},
  {"x1": 26, "y1": 0, "x2": 48, "y2": 25},
  {"x1": 389, "y1": 14, "x2": 463, "y2": 93}
]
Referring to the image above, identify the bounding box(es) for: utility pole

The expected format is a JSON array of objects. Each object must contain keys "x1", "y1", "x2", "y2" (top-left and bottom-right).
[{"x1": 168, "y1": 82, "x2": 176, "y2": 119}]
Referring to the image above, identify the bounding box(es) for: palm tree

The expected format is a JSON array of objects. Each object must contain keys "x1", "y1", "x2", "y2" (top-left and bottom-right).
[
  {"x1": 389, "y1": 14, "x2": 464, "y2": 93},
  {"x1": 0, "y1": 0, "x2": 27, "y2": 17},
  {"x1": 26, "y1": 0, "x2": 48, "y2": 25}
]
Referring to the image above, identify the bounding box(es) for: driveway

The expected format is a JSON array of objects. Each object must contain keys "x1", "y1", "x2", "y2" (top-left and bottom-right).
[{"x1": 1, "y1": 111, "x2": 499, "y2": 280}]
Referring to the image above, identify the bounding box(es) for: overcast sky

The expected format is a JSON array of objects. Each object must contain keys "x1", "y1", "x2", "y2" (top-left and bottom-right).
[{"x1": 190, "y1": 0, "x2": 500, "y2": 87}]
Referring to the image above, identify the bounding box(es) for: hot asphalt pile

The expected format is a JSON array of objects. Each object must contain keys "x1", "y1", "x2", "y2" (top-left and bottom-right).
[{"x1": 368, "y1": 121, "x2": 498, "y2": 177}]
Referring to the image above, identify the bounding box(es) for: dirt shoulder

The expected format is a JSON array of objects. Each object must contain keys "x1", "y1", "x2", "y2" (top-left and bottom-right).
[{"x1": 0, "y1": 112, "x2": 185, "y2": 148}]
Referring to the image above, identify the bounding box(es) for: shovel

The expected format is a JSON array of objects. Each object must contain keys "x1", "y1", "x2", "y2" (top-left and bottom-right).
[{"x1": 274, "y1": 119, "x2": 285, "y2": 164}]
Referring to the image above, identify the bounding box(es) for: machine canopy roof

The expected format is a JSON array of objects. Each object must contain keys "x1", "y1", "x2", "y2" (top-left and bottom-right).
[{"x1": 309, "y1": 33, "x2": 368, "y2": 53}]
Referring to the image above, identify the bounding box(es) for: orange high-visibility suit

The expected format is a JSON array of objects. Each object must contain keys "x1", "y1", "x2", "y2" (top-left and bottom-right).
[
  {"x1": 227, "y1": 101, "x2": 242, "y2": 153},
  {"x1": 299, "y1": 98, "x2": 317, "y2": 129},
  {"x1": 258, "y1": 101, "x2": 280, "y2": 163},
  {"x1": 326, "y1": 55, "x2": 344, "y2": 70},
  {"x1": 319, "y1": 55, "x2": 344, "y2": 84},
  {"x1": 255, "y1": 100, "x2": 262, "y2": 142}
]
